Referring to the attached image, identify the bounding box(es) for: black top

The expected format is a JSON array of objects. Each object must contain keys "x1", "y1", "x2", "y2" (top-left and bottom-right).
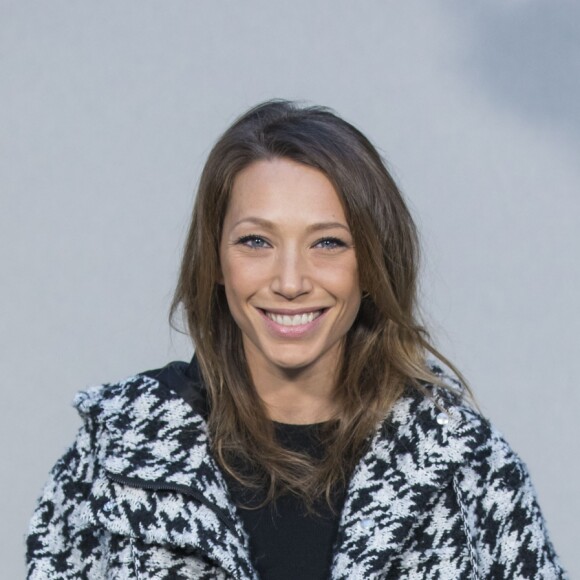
[
  {"x1": 141, "y1": 357, "x2": 346, "y2": 580},
  {"x1": 224, "y1": 421, "x2": 345, "y2": 580}
]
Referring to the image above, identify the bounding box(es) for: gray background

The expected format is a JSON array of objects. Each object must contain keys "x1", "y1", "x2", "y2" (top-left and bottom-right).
[{"x1": 2, "y1": 0, "x2": 578, "y2": 576}]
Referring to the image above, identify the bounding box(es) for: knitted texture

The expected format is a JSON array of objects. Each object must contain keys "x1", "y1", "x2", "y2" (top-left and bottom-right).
[{"x1": 26, "y1": 365, "x2": 567, "y2": 579}]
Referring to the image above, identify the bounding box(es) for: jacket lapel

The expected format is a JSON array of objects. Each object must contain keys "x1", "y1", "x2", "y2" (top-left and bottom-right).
[
  {"x1": 75, "y1": 373, "x2": 258, "y2": 580},
  {"x1": 330, "y1": 387, "x2": 477, "y2": 579}
]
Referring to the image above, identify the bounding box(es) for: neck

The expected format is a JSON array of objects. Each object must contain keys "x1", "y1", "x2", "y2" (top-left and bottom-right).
[
  {"x1": 260, "y1": 378, "x2": 337, "y2": 424},
  {"x1": 244, "y1": 348, "x2": 340, "y2": 425}
]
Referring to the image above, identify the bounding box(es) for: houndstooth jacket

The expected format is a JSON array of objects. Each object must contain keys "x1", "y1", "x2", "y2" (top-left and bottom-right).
[{"x1": 26, "y1": 358, "x2": 567, "y2": 579}]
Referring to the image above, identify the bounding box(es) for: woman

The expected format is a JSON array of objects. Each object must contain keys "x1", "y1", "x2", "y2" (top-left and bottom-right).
[{"x1": 27, "y1": 100, "x2": 566, "y2": 579}]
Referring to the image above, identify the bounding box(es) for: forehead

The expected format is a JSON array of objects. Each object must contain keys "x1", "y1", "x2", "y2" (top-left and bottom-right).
[{"x1": 224, "y1": 158, "x2": 348, "y2": 226}]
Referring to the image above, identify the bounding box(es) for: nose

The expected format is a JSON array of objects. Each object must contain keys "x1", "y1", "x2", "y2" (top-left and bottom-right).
[{"x1": 270, "y1": 247, "x2": 313, "y2": 299}]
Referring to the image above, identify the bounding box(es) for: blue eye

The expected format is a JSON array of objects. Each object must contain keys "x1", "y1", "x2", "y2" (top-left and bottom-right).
[
  {"x1": 315, "y1": 237, "x2": 346, "y2": 250},
  {"x1": 237, "y1": 235, "x2": 270, "y2": 249}
]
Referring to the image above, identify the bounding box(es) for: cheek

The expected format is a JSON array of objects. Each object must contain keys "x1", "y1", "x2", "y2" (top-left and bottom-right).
[
  {"x1": 320, "y1": 260, "x2": 360, "y2": 297},
  {"x1": 220, "y1": 256, "x2": 267, "y2": 313},
  {"x1": 220, "y1": 277, "x2": 250, "y2": 334},
  {"x1": 224, "y1": 259, "x2": 261, "y2": 288}
]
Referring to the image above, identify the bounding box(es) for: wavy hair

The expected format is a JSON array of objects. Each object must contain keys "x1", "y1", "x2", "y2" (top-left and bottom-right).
[{"x1": 170, "y1": 99, "x2": 469, "y2": 513}]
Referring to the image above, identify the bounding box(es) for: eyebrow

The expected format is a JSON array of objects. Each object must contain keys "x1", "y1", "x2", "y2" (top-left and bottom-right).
[{"x1": 232, "y1": 217, "x2": 351, "y2": 234}]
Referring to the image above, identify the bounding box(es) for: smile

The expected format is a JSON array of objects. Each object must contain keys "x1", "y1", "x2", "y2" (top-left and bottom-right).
[{"x1": 263, "y1": 310, "x2": 324, "y2": 327}]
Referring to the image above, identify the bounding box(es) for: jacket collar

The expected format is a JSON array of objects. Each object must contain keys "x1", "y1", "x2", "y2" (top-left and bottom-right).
[{"x1": 76, "y1": 356, "x2": 477, "y2": 579}]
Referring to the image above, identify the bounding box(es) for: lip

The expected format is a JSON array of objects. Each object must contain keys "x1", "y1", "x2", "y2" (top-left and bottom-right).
[
  {"x1": 256, "y1": 307, "x2": 329, "y2": 338},
  {"x1": 258, "y1": 306, "x2": 325, "y2": 315}
]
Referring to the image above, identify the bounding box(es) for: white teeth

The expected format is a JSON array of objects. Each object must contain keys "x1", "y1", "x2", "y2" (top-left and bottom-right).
[{"x1": 265, "y1": 310, "x2": 322, "y2": 326}]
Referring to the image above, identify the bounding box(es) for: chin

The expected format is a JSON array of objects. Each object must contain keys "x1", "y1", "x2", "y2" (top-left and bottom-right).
[
  {"x1": 269, "y1": 355, "x2": 315, "y2": 371},
  {"x1": 264, "y1": 346, "x2": 328, "y2": 373}
]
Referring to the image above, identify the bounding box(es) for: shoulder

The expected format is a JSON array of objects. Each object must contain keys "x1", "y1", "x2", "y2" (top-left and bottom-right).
[
  {"x1": 74, "y1": 372, "x2": 152, "y2": 412},
  {"x1": 72, "y1": 372, "x2": 171, "y2": 443},
  {"x1": 418, "y1": 358, "x2": 529, "y2": 487},
  {"x1": 65, "y1": 359, "x2": 209, "y2": 475},
  {"x1": 375, "y1": 356, "x2": 517, "y2": 475},
  {"x1": 73, "y1": 358, "x2": 206, "y2": 424},
  {"x1": 50, "y1": 359, "x2": 211, "y2": 487}
]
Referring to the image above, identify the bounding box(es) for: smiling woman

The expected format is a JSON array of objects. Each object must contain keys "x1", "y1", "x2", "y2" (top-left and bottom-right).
[
  {"x1": 26, "y1": 100, "x2": 567, "y2": 579},
  {"x1": 219, "y1": 158, "x2": 361, "y2": 422}
]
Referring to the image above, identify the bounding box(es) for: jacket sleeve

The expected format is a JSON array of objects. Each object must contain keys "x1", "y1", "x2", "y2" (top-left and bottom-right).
[
  {"x1": 26, "y1": 418, "x2": 106, "y2": 579},
  {"x1": 453, "y1": 419, "x2": 568, "y2": 579}
]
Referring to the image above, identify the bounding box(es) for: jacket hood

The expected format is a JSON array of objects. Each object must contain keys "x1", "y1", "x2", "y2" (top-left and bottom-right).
[{"x1": 74, "y1": 356, "x2": 258, "y2": 579}]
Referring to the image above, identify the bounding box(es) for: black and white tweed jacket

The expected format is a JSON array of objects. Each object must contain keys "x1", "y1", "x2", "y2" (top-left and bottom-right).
[{"x1": 26, "y1": 359, "x2": 566, "y2": 579}]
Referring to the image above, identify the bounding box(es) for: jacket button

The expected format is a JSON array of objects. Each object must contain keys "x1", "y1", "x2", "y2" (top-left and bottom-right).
[
  {"x1": 436, "y1": 412, "x2": 449, "y2": 425},
  {"x1": 103, "y1": 502, "x2": 114, "y2": 512},
  {"x1": 360, "y1": 518, "x2": 373, "y2": 530}
]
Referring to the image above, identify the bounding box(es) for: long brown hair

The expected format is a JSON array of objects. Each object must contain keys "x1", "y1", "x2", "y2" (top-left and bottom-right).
[{"x1": 170, "y1": 99, "x2": 468, "y2": 513}]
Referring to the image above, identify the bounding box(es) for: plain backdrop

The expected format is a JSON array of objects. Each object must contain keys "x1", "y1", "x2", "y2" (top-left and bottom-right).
[{"x1": 2, "y1": 0, "x2": 579, "y2": 576}]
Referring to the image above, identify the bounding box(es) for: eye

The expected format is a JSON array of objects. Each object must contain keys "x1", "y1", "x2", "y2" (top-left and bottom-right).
[
  {"x1": 314, "y1": 237, "x2": 347, "y2": 250},
  {"x1": 235, "y1": 235, "x2": 271, "y2": 249}
]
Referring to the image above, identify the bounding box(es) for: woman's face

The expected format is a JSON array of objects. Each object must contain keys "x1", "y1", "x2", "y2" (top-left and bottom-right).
[{"x1": 219, "y1": 157, "x2": 361, "y2": 379}]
